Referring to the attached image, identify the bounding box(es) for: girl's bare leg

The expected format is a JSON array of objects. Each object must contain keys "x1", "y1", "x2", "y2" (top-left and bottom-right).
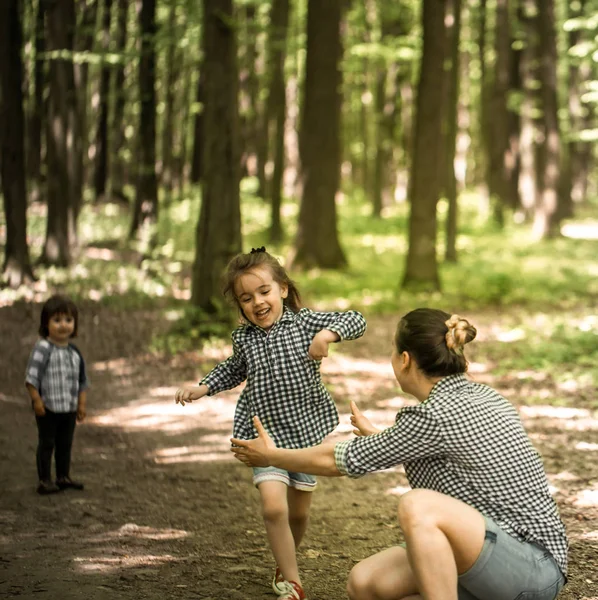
[
  {"x1": 348, "y1": 489, "x2": 485, "y2": 600},
  {"x1": 287, "y1": 487, "x2": 313, "y2": 549},
  {"x1": 258, "y1": 481, "x2": 302, "y2": 586}
]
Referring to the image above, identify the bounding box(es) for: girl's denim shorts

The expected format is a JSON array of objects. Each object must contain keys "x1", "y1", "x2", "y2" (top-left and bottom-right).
[
  {"x1": 252, "y1": 466, "x2": 317, "y2": 492},
  {"x1": 457, "y1": 516, "x2": 566, "y2": 600}
]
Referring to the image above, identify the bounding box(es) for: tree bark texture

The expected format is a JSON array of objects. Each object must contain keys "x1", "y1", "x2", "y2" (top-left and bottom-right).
[
  {"x1": 130, "y1": 0, "x2": 158, "y2": 239},
  {"x1": 533, "y1": 0, "x2": 562, "y2": 239},
  {"x1": 293, "y1": 0, "x2": 346, "y2": 269},
  {"x1": 0, "y1": 0, "x2": 35, "y2": 286},
  {"x1": 191, "y1": 0, "x2": 241, "y2": 312},
  {"x1": 402, "y1": 0, "x2": 447, "y2": 291},
  {"x1": 41, "y1": 0, "x2": 78, "y2": 266}
]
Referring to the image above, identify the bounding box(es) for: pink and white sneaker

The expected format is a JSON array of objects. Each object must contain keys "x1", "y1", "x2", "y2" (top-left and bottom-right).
[
  {"x1": 277, "y1": 580, "x2": 307, "y2": 600},
  {"x1": 272, "y1": 566, "x2": 286, "y2": 594}
]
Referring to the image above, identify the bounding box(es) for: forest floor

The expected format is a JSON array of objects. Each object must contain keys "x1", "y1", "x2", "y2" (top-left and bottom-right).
[{"x1": 0, "y1": 299, "x2": 597, "y2": 600}]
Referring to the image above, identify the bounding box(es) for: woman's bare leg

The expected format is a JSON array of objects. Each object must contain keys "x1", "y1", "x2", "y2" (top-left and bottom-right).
[
  {"x1": 258, "y1": 481, "x2": 302, "y2": 586},
  {"x1": 398, "y1": 489, "x2": 485, "y2": 600},
  {"x1": 348, "y1": 489, "x2": 485, "y2": 600},
  {"x1": 347, "y1": 546, "x2": 419, "y2": 599}
]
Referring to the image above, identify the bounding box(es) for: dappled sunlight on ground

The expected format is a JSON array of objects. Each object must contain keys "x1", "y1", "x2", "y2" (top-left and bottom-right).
[
  {"x1": 573, "y1": 488, "x2": 598, "y2": 508},
  {"x1": 520, "y1": 405, "x2": 598, "y2": 432},
  {"x1": 88, "y1": 392, "x2": 237, "y2": 434},
  {"x1": 74, "y1": 553, "x2": 182, "y2": 573},
  {"x1": 150, "y1": 435, "x2": 234, "y2": 464},
  {"x1": 89, "y1": 523, "x2": 189, "y2": 542}
]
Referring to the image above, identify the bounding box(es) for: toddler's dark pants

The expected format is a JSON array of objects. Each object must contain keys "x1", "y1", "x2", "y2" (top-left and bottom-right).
[{"x1": 35, "y1": 409, "x2": 77, "y2": 482}]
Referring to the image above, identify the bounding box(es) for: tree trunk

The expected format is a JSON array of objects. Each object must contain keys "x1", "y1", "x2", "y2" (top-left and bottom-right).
[
  {"x1": 566, "y1": 0, "x2": 589, "y2": 207},
  {"x1": 402, "y1": 0, "x2": 447, "y2": 291},
  {"x1": 487, "y1": 0, "x2": 516, "y2": 219},
  {"x1": 129, "y1": 0, "x2": 158, "y2": 242},
  {"x1": 41, "y1": 0, "x2": 78, "y2": 266},
  {"x1": 191, "y1": 0, "x2": 241, "y2": 312},
  {"x1": 264, "y1": 0, "x2": 291, "y2": 242},
  {"x1": 190, "y1": 70, "x2": 204, "y2": 184},
  {"x1": 0, "y1": 0, "x2": 35, "y2": 286},
  {"x1": 239, "y1": 4, "x2": 260, "y2": 183},
  {"x1": 26, "y1": 0, "x2": 45, "y2": 194},
  {"x1": 292, "y1": 0, "x2": 346, "y2": 269},
  {"x1": 94, "y1": 0, "x2": 112, "y2": 201},
  {"x1": 110, "y1": 0, "x2": 129, "y2": 202},
  {"x1": 444, "y1": 0, "x2": 461, "y2": 263},
  {"x1": 73, "y1": 0, "x2": 97, "y2": 216},
  {"x1": 160, "y1": 0, "x2": 178, "y2": 204},
  {"x1": 518, "y1": 2, "x2": 536, "y2": 217},
  {"x1": 533, "y1": 0, "x2": 562, "y2": 239}
]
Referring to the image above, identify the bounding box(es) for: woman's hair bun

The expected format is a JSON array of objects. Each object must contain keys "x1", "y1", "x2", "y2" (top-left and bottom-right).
[{"x1": 445, "y1": 314, "x2": 477, "y2": 354}]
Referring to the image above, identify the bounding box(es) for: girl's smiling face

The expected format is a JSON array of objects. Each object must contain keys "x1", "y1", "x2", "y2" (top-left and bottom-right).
[
  {"x1": 47, "y1": 312, "x2": 75, "y2": 346},
  {"x1": 234, "y1": 267, "x2": 288, "y2": 330}
]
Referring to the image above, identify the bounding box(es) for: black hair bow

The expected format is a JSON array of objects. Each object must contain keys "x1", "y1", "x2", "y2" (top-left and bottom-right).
[{"x1": 250, "y1": 246, "x2": 266, "y2": 254}]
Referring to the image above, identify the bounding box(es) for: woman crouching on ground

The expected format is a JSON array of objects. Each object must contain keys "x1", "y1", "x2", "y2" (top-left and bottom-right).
[{"x1": 232, "y1": 308, "x2": 568, "y2": 600}]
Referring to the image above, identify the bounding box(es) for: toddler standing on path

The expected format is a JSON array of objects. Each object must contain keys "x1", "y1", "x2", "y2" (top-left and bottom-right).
[
  {"x1": 25, "y1": 295, "x2": 89, "y2": 495},
  {"x1": 175, "y1": 247, "x2": 366, "y2": 600}
]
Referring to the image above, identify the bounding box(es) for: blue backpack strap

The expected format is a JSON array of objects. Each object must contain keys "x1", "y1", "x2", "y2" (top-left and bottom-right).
[{"x1": 68, "y1": 343, "x2": 87, "y2": 387}]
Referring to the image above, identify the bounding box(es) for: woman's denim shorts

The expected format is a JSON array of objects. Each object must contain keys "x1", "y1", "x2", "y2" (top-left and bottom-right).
[
  {"x1": 252, "y1": 466, "x2": 317, "y2": 492},
  {"x1": 457, "y1": 516, "x2": 566, "y2": 600}
]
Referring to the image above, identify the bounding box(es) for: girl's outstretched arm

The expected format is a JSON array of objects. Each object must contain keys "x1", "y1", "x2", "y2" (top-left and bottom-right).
[{"x1": 231, "y1": 416, "x2": 342, "y2": 477}]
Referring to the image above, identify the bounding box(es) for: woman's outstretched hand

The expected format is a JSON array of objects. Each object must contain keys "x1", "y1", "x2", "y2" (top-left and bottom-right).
[
  {"x1": 350, "y1": 400, "x2": 381, "y2": 436},
  {"x1": 231, "y1": 416, "x2": 275, "y2": 467}
]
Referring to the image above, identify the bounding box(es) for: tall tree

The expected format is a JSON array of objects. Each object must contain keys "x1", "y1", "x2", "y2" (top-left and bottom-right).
[
  {"x1": 488, "y1": 0, "x2": 515, "y2": 221},
  {"x1": 27, "y1": 0, "x2": 45, "y2": 194},
  {"x1": 109, "y1": 0, "x2": 129, "y2": 202},
  {"x1": 262, "y1": 0, "x2": 291, "y2": 241},
  {"x1": 190, "y1": 69, "x2": 204, "y2": 184},
  {"x1": 402, "y1": 0, "x2": 447, "y2": 291},
  {"x1": 94, "y1": 0, "x2": 113, "y2": 201},
  {"x1": 160, "y1": 0, "x2": 178, "y2": 203},
  {"x1": 40, "y1": 0, "x2": 79, "y2": 266},
  {"x1": 533, "y1": 0, "x2": 563, "y2": 239},
  {"x1": 74, "y1": 0, "x2": 98, "y2": 200},
  {"x1": 191, "y1": 0, "x2": 241, "y2": 312},
  {"x1": 444, "y1": 0, "x2": 462, "y2": 262},
  {"x1": 0, "y1": 0, "x2": 35, "y2": 286},
  {"x1": 292, "y1": 0, "x2": 346, "y2": 269},
  {"x1": 129, "y1": 0, "x2": 158, "y2": 242}
]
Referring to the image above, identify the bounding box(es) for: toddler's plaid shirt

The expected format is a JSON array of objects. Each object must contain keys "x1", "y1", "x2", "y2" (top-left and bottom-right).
[
  {"x1": 201, "y1": 308, "x2": 366, "y2": 450},
  {"x1": 334, "y1": 373, "x2": 569, "y2": 576},
  {"x1": 25, "y1": 339, "x2": 89, "y2": 413}
]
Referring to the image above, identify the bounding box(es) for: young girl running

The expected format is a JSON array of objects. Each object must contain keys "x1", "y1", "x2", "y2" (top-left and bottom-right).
[
  {"x1": 25, "y1": 295, "x2": 89, "y2": 495},
  {"x1": 175, "y1": 247, "x2": 366, "y2": 600}
]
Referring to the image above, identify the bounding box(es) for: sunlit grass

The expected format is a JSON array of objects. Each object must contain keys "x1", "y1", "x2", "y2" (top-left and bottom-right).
[{"x1": 1, "y1": 183, "x2": 596, "y2": 386}]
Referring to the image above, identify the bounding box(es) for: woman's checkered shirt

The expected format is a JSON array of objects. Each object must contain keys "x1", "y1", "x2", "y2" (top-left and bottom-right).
[
  {"x1": 201, "y1": 308, "x2": 366, "y2": 450},
  {"x1": 334, "y1": 373, "x2": 569, "y2": 575}
]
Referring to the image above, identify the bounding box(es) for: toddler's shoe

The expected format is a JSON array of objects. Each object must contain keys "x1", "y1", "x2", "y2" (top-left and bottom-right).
[
  {"x1": 277, "y1": 581, "x2": 306, "y2": 600},
  {"x1": 56, "y1": 477, "x2": 84, "y2": 490},
  {"x1": 272, "y1": 566, "x2": 286, "y2": 594},
  {"x1": 37, "y1": 480, "x2": 60, "y2": 495}
]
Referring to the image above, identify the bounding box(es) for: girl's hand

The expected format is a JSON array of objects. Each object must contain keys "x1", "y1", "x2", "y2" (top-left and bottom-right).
[
  {"x1": 32, "y1": 399, "x2": 46, "y2": 417},
  {"x1": 77, "y1": 405, "x2": 86, "y2": 422},
  {"x1": 231, "y1": 416, "x2": 275, "y2": 467},
  {"x1": 350, "y1": 400, "x2": 381, "y2": 436},
  {"x1": 308, "y1": 329, "x2": 339, "y2": 360},
  {"x1": 175, "y1": 385, "x2": 207, "y2": 406}
]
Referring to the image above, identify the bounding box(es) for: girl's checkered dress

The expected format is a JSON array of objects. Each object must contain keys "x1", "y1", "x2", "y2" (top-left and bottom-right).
[{"x1": 201, "y1": 308, "x2": 366, "y2": 450}]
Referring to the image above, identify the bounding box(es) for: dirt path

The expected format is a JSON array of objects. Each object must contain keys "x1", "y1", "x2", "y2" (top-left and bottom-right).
[{"x1": 1, "y1": 302, "x2": 596, "y2": 599}]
